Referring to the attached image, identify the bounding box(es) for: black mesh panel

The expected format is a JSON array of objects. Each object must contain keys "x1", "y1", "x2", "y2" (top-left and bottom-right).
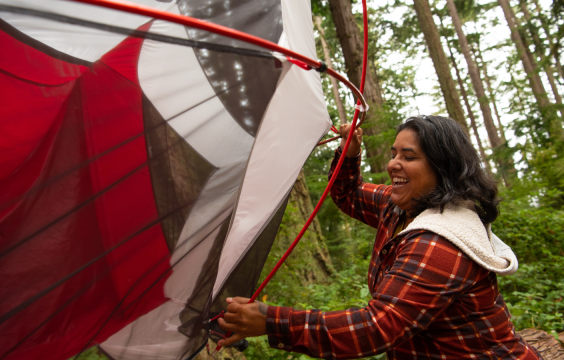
[
  {"x1": 143, "y1": 95, "x2": 217, "y2": 252},
  {"x1": 177, "y1": 0, "x2": 283, "y2": 137}
]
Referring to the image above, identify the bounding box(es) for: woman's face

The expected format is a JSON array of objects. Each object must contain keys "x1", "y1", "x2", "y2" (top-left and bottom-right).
[{"x1": 387, "y1": 129, "x2": 437, "y2": 213}]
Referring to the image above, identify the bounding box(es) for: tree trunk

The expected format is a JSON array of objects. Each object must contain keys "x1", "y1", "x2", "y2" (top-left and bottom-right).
[
  {"x1": 261, "y1": 169, "x2": 334, "y2": 295},
  {"x1": 532, "y1": 0, "x2": 564, "y2": 81},
  {"x1": 412, "y1": 0, "x2": 469, "y2": 134},
  {"x1": 445, "y1": 42, "x2": 493, "y2": 175},
  {"x1": 472, "y1": 40, "x2": 507, "y2": 142},
  {"x1": 519, "y1": 0, "x2": 564, "y2": 117},
  {"x1": 314, "y1": 16, "x2": 347, "y2": 124},
  {"x1": 327, "y1": 0, "x2": 387, "y2": 174},
  {"x1": 445, "y1": 0, "x2": 501, "y2": 148},
  {"x1": 516, "y1": 328, "x2": 564, "y2": 360},
  {"x1": 497, "y1": 0, "x2": 564, "y2": 140}
]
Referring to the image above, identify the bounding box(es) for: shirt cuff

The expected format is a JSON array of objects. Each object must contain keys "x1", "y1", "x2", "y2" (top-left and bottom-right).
[
  {"x1": 266, "y1": 306, "x2": 293, "y2": 351},
  {"x1": 334, "y1": 147, "x2": 362, "y2": 168}
]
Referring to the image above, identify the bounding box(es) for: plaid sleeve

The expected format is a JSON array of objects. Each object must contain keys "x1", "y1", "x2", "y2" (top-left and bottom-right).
[
  {"x1": 328, "y1": 148, "x2": 391, "y2": 228},
  {"x1": 266, "y1": 232, "x2": 488, "y2": 359}
]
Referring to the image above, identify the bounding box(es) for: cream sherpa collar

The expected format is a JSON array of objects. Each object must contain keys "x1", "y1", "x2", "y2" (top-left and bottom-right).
[{"x1": 398, "y1": 204, "x2": 518, "y2": 276}]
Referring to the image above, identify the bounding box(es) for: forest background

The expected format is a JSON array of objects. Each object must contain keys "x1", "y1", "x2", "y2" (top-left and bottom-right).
[
  {"x1": 79, "y1": 0, "x2": 564, "y2": 359},
  {"x1": 246, "y1": 0, "x2": 564, "y2": 357}
]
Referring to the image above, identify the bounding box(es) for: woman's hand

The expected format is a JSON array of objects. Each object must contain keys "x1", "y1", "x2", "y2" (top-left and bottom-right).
[
  {"x1": 339, "y1": 124, "x2": 363, "y2": 158},
  {"x1": 217, "y1": 297, "x2": 268, "y2": 347}
]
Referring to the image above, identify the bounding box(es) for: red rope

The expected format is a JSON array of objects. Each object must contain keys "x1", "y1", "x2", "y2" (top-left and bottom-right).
[
  {"x1": 249, "y1": 0, "x2": 369, "y2": 305},
  {"x1": 213, "y1": 0, "x2": 370, "y2": 348},
  {"x1": 208, "y1": 311, "x2": 225, "y2": 323}
]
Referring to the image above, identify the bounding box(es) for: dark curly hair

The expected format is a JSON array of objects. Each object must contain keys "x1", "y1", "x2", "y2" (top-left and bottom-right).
[{"x1": 397, "y1": 115, "x2": 500, "y2": 223}]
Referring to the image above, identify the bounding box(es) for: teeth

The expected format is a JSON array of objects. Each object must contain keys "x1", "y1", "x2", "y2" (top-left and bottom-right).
[{"x1": 393, "y1": 177, "x2": 409, "y2": 183}]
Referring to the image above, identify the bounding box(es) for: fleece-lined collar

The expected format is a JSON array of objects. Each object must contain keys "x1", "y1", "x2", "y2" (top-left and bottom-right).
[{"x1": 398, "y1": 204, "x2": 518, "y2": 276}]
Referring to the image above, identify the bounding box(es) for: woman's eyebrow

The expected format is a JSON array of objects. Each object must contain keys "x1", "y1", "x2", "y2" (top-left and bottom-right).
[{"x1": 390, "y1": 146, "x2": 415, "y2": 153}]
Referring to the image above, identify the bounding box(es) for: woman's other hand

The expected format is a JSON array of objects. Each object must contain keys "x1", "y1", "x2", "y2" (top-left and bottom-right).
[
  {"x1": 217, "y1": 297, "x2": 267, "y2": 347},
  {"x1": 339, "y1": 124, "x2": 363, "y2": 157}
]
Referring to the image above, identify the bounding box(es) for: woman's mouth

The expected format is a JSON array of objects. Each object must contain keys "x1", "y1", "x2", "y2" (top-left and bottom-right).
[{"x1": 393, "y1": 177, "x2": 409, "y2": 187}]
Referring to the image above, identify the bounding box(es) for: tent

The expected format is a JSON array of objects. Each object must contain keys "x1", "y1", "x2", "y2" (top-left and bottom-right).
[{"x1": 0, "y1": 0, "x2": 331, "y2": 358}]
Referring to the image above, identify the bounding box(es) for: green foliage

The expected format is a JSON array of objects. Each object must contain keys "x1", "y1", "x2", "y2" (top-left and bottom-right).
[
  {"x1": 492, "y1": 205, "x2": 564, "y2": 262},
  {"x1": 498, "y1": 256, "x2": 564, "y2": 333},
  {"x1": 492, "y1": 198, "x2": 564, "y2": 334},
  {"x1": 248, "y1": 0, "x2": 564, "y2": 357},
  {"x1": 245, "y1": 259, "x2": 386, "y2": 360},
  {"x1": 69, "y1": 347, "x2": 108, "y2": 360}
]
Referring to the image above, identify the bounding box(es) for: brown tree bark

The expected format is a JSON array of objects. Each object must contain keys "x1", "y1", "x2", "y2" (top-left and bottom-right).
[
  {"x1": 497, "y1": 0, "x2": 564, "y2": 139},
  {"x1": 446, "y1": 43, "x2": 493, "y2": 175},
  {"x1": 445, "y1": 0, "x2": 501, "y2": 148},
  {"x1": 531, "y1": 0, "x2": 564, "y2": 81},
  {"x1": 327, "y1": 0, "x2": 387, "y2": 174},
  {"x1": 472, "y1": 41, "x2": 507, "y2": 142},
  {"x1": 519, "y1": 0, "x2": 564, "y2": 117},
  {"x1": 314, "y1": 16, "x2": 347, "y2": 124},
  {"x1": 263, "y1": 169, "x2": 334, "y2": 290},
  {"x1": 412, "y1": 0, "x2": 469, "y2": 134},
  {"x1": 516, "y1": 328, "x2": 564, "y2": 360}
]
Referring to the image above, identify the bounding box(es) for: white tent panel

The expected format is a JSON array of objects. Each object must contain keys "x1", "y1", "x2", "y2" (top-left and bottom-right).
[
  {"x1": 213, "y1": 0, "x2": 330, "y2": 296},
  {"x1": 137, "y1": 18, "x2": 217, "y2": 120}
]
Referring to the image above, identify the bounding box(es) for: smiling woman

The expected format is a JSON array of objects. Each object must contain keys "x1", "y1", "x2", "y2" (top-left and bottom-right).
[
  {"x1": 388, "y1": 128, "x2": 437, "y2": 215},
  {"x1": 217, "y1": 115, "x2": 541, "y2": 359}
]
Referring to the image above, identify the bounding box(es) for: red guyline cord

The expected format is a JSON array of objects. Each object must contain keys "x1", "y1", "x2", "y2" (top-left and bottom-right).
[
  {"x1": 67, "y1": 0, "x2": 369, "y2": 354},
  {"x1": 248, "y1": 0, "x2": 369, "y2": 302}
]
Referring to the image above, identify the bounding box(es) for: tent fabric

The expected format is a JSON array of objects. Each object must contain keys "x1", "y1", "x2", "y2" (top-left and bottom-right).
[{"x1": 0, "y1": 0, "x2": 330, "y2": 359}]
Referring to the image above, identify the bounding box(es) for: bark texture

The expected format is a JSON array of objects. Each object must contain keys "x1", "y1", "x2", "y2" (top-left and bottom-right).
[
  {"x1": 519, "y1": 0, "x2": 563, "y2": 116},
  {"x1": 314, "y1": 16, "x2": 347, "y2": 124},
  {"x1": 532, "y1": 0, "x2": 564, "y2": 81},
  {"x1": 327, "y1": 0, "x2": 387, "y2": 173},
  {"x1": 516, "y1": 328, "x2": 564, "y2": 360},
  {"x1": 264, "y1": 169, "x2": 334, "y2": 288},
  {"x1": 445, "y1": 0, "x2": 500, "y2": 147},
  {"x1": 446, "y1": 43, "x2": 492, "y2": 175},
  {"x1": 412, "y1": 0, "x2": 469, "y2": 134},
  {"x1": 473, "y1": 42, "x2": 507, "y2": 141},
  {"x1": 498, "y1": 0, "x2": 564, "y2": 139}
]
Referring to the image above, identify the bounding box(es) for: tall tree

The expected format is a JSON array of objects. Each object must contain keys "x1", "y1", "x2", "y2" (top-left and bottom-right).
[
  {"x1": 531, "y1": 0, "x2": 564, "y2": 81},
  {"x1": 326, "y1": 0, "x2": 389, "y2": 174},
  {"x1": 471, "y1": 38, "x2": 507, "y2": 142},
  {"x1": 314, "y1": 16, "x2": 347, "y2": 124},
  {"x1": 497, "y1": 0, "x2": 564, "y2": 140},
  {"x1": 261, "y1": 169, "x2": 334, "y2": 293},
  {"x1": 445, "y1": 39, "x2": 493, "y2": 175},
  {"x1": 412, "y1": 0, "x2": 469, "y2": 134},
  {"x1": 445, "y1": 0, "x2": 501, "y2": 149},
  {"x1": 518, "y1": 0, "x2": 564, "y2": 117}
]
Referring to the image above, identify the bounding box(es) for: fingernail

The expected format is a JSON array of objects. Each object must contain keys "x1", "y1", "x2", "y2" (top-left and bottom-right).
[{"x1": 226, "y1": 297, "x2": 232, "y2": 302}]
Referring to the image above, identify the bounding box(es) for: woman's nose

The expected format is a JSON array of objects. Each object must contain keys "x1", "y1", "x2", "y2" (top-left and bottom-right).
[{"x1": 388, "y1": 158, "x2": 401, "y2": 170}]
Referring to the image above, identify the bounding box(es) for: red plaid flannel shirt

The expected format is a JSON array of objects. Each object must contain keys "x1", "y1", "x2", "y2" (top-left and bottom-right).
[{"x1": 266, "y1": 149, "x2": 541, "y2": 359}]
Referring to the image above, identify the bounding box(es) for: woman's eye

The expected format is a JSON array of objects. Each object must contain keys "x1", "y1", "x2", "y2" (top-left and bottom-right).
[
  {"x1": 405, "y1": 157, "x2": 415, "y2": 161},
  {"x1": 391, "y1": 155, "x2": 396, "y2": 159}
]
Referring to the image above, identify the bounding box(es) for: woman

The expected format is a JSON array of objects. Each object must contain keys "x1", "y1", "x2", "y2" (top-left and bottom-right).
[{"x1": 218, "y1": 116, "x2": 541, "y2": 359}]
